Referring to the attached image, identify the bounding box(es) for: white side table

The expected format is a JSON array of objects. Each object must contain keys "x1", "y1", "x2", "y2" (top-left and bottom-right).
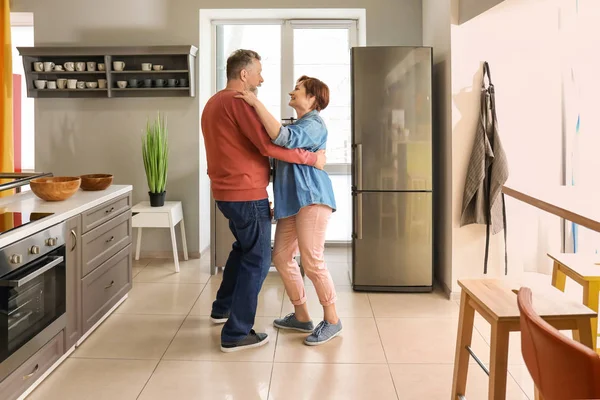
[{"x1": 132, "y1": 201, "x2": 189, "y2": 273}]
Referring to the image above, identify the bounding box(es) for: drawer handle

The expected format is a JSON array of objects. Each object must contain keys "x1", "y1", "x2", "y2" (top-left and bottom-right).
[
  {"x1": 23, "y1": 364, "x2": 39, "y2": 380},
  {"x1": 106, "y1": 236, "x2": 115, "y2": 243},
  {"x1": 105, "y1": 207, "x2": 115, "y2": 214},
  {"x1": 105, "y1": 280, "x2": 115, "y2": 290},
  {"x1": 70, "y1": 229, "x2": 77, "y2": 251}
]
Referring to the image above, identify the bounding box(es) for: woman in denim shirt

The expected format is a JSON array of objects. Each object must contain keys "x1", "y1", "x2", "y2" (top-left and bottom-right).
[{"x1": 236, "y1": 76, "x2": 341, "y2": 345}]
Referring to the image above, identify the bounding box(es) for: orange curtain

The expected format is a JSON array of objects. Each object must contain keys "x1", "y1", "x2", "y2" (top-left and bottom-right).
[{"x1": 0, "y1": 0, "x2": 15, "y2": 198}]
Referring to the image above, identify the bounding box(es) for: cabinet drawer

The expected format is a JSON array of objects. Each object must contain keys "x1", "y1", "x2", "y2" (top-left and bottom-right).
[
  {"x1": 0, "y1": 331, "x2": 64, "y2": 400},
  {"x1": 82, "y1": 245, "x2": 132, "y2": 333},
  {"x1": 81, "y1": 193, "x2": 131, "y2": 233},
  {"x1": 82, "y1": 209, "x2": 132, "y2": 277}
]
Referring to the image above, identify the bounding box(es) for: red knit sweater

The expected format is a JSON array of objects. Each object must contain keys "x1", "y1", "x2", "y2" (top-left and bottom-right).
[{"x1": 201, "y1": 90, "x2": 317, "y2": 201}]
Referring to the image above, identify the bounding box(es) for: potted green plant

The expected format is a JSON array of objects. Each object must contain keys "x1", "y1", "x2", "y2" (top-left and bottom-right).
[{"x1": 142, "y1": 112, "x2": 169, "y2": 207}]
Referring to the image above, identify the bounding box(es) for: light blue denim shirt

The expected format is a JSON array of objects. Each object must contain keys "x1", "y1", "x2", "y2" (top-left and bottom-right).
[{"x1": 272, "y1": 110, "x2": 337, "y2": 220}]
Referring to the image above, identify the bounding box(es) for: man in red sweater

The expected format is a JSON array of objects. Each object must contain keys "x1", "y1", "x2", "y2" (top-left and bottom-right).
[{"x1": 201, "y1": 49, "x2": 325, "y2": 352}]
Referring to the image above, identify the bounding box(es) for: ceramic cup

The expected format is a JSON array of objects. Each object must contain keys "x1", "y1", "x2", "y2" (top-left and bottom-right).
[
  {"x1": 152, "y1": 64, "x2": 164, "y2": 71},
  {"x1": 167, "y1": 79, "x2": 179, "y2": 87},
  {"x1": 97, "y1": 79, "x2": 107, "y2": 89},
  {"x1": 98, "y1": 63, "x2": 105, "y2": 71},
  {"x1": 54, "y1": 65, "x2": 64, "y2": 71},
  {"x1": 76, "y1": 81, "x2": 85, "y2": 89},
  {"x1": 75, "y1": 62, "x2": 86, "y2": 72},
  {"x1": 87, "y1": 62, "x2": 97, "y2": 71},
  {"x1": 179, "y1": 78, "x2": 188, "y2": 87},
  {"x1": 154, "y1": 79, "x2": 166, "y2": 87},
  {"x1": 57, "y1": 79, "x2": 67, "y2": 89},
  {"x1": 33, "y1": 62, "x2": 43, "y2": 72},
  {"x1": 85, "y1": 82, "x2": 98, "y2": 89},
  {"x1": 113, "y1": 61, "x2": 125, "y2": 71},
  {"x1": 116, "y1": 81, "x2": 127, "y2": 89},
  {"x1": 47, "y1": 81, "x2": 57, "y2": 89},
  {"x1": 43, "y1": 62, "x2": 55, "y2": 72},
  {"x1": 141, "y1": 63, "x2": 152, "y2": 71},
  {"x1": 143, "y1": 79, "x2": 152, "y2": 88},
  {"x1": 127, "y1": 78, "x2": 140, "y2": 87},
  {"x1": 67, "y1": 79, "x2": 78, "y2": 89},
  {"x1": 64, "y1": 62, "x2": 75, "y2": 71},
  {"x1": 34, "y1": 80, "x2": 47, "y2": 89}
]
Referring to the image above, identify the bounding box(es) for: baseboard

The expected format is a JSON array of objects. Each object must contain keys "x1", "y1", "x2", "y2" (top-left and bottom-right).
[
  {"x1": 200, "y1": 245, "x2": 210, "y2": 259},
  {"x1": 138, "y1": 250, "x2": 201, "y2": 259},
  {"x1": 324, "y1": 241, "x2": 351, "y2": 248},
  {"x1": 435, "y1": 279, "x2": 455, "y2": 300}
]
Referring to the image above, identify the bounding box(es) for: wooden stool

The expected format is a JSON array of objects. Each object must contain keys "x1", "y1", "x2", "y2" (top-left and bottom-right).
[
  {"x1": 452, "y1": 279, "x2": 596, "y2": 400},
  {"x1": 132, "y1": 201, "x2": 189, "y2": 273},
  {"x1": 548, "y1": 252, "x2": 600, "y2": 351}
]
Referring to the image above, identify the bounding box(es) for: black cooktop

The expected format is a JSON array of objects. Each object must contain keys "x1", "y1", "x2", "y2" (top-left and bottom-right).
[{"x1": 0, "y1": 212, "x2": 54, "y2": 235}]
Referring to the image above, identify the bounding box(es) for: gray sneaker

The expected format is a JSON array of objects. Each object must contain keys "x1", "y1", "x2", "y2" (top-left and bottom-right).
[
  {"x1": 304, "y1": 320, "x2": 343, "y2": 346},
  {"x1": 273, "y1": 313, "x2": 314, "y2": 333}
]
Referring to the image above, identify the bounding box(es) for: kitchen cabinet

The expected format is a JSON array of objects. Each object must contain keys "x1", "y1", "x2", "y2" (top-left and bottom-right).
[
  {"x1": 65, "y1": 215, "x2": 82, "y2": 350},
  {"x1": 16, "y1": 45, "x2": 198, "y2": 99}
]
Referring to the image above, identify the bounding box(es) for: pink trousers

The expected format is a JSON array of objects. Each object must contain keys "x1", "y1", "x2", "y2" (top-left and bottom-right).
[{"x1": 272, "y1": 205, "x2": 336, "y2": 307}]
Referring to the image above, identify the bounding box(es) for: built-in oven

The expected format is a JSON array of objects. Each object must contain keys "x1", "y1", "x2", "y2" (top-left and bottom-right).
[{"x1": 0, "y1": 222, "x2": 66, "y2": 382}]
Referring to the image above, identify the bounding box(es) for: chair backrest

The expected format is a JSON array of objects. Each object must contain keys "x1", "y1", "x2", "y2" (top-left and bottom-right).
[{"x1": 518, "y1": 287, "x2": 600, "y2": 400}]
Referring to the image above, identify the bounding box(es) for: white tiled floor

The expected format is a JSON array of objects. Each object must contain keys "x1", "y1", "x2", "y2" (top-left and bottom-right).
[{"x1": 29, "y1": 248, "x2": 542, "y2": 399}]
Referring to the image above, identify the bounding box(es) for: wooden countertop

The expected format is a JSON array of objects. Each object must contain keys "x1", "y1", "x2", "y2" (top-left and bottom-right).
[{"x1": 502, "y1": 184, "x2": 600, "y2": 233}]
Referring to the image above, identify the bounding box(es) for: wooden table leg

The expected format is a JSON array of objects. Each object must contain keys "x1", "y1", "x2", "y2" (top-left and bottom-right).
[
  {"x1": 489, "y1": 322, "x2": 510, "y2": 400},
  {"x1": 582, "y1": 282, "x2": 599, "y2": 351},
  {"x1": 551, "y1": 262, "x2": 566, "y2": 292},
  {"x1": 452, "y1": 290, "x2": 475, "y2": 399},
  {"x1": 575, "y1": 317, "x2": 595, "y2": 350}
]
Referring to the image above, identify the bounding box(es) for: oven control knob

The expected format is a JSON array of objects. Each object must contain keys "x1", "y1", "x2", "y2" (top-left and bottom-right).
[
  {"x1": 10, "y1": 254, "x2": 22, "y2": 264},
  {"x1": 46, "y1": 237, "x2": 57, "y2": 247},
  {"x1": 29, "y1": 245, "x2": 40, "y2": 255}
]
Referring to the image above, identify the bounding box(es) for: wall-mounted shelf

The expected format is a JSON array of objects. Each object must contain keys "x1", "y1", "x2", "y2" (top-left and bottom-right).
[{"x1": 17, "y1": 45, "x2": 198, "y2": 98}]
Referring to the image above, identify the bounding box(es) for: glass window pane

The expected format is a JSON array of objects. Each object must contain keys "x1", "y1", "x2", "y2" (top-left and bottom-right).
[
  {"x1": 216, "y1": 24, "x2": 281, "y2": 118},
  {"x1": 293, "y1": 28, "x2": 351, "y2": 164}
]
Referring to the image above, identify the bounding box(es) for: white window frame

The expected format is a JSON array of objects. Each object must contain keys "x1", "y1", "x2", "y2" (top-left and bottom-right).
[{"x1": 213, "y1": 18, "x2": 357, "y2": 173}]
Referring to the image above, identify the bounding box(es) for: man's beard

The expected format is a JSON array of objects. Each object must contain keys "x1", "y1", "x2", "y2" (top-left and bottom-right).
[{"x1": 250, "y1": 87, "x2": 259, "y2": 96}]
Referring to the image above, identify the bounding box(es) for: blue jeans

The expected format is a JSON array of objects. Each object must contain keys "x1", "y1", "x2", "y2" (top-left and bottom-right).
[{"x1": 213, "y1": 199, "x2": 272, "y2": 343}]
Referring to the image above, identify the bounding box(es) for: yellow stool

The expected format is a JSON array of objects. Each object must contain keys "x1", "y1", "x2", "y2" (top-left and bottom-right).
[{"x1": 548, "y1": 252, "x2": 600, "y2": 351}]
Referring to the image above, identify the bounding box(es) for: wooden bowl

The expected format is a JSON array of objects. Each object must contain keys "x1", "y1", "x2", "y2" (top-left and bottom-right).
[
  {"x1": 30, "y1": 177, "x2": 81, "y2": 201},
  {"x1": 80, "y1": 174, "x2": 113, "y2": 191}
]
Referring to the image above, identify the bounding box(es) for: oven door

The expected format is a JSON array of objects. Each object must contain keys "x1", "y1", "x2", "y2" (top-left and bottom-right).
[{"x1": 0, "y1": 248, "x2": 66, "y2": 364}]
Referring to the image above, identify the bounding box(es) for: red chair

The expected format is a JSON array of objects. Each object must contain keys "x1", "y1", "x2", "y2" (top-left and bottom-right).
[{"x1": 518, "y1": 287, "x2": 600, "y2": 399}]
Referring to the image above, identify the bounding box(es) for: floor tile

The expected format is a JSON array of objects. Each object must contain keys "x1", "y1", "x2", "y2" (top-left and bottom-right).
[
  {"x1": 268, "y1": 363, "x2": 397, "y2": 400},
  {"x1": 389, "y1": 363, "x2": 529, "y2": 399},
  {"x1": 163, "y1": 316, "x2": 277, "y2": 362},
  {"x1": 369, "y1": 289, "x2": 458, "y2": 318},
  {"x1": 72, "y1": 314, "x2": 184, "y2": 360},
  {"x1": 304, "y1": 262, "x2": 352, "y2": 286},
  {"x1": 274, "y1": 317, "x2": 386, "y2": 364},
  {"x1": 377, "y1": 318, "x2": 491, "y2": 364},
  {"x1": 281, "y1": 285, "x2": 373, "y2": 318},
  {"x1": 134, "y1": 261, "x2": 211, "y2": 284},
  {"x1": 114, "y1": 282, "x2": 203, "y2": 315},
  {"x1": 189, "y1": 281, "x2": 285, "y2": 318},
  {"x1": 210, "y1": 269, "x2": 285, "y2": 286},
  {"x1": 138, "y1": 360, "x2": 271, "y2": 400},
  {"x1": 28, "y1": 358, "x2": 157, "y2": 400},
  {"x1": 509, "y1": 365, "x2": 536, "y2": 399}
]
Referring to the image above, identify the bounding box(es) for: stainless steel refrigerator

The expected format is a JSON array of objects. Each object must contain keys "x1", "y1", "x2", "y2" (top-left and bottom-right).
[{"x1": 351, "y1": 46, "x2": 433, "y2": 292}]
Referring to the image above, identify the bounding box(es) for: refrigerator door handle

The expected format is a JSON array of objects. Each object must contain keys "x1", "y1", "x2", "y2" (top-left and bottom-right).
[
  {"x1": 356, "y1": 143, "x2": 363, "y2": 191},
  {"x1": 356, "y1": 192, "x2": 363, "y2": 240}
]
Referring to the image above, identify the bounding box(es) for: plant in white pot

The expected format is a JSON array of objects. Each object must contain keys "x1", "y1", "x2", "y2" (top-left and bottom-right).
[{"x1": 142, "y1": 112, "x2": 169, "y2": 207}]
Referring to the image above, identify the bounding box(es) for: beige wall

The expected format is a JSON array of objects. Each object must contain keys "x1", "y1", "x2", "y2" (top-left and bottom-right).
[
  {"x1": 422, "y1": 0, "x2": 453, "y2": 293},
  {"x1": 450, "y1": 0, "x2": 563, "y2": 291},
  {"x1": 13, "y1": 0, "x2": 423, "y2": 255}
]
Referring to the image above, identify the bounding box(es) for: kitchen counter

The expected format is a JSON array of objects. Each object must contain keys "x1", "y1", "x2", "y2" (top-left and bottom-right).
[{"x1": 0, "y1": 185, "x2": 132, "y2": 248}]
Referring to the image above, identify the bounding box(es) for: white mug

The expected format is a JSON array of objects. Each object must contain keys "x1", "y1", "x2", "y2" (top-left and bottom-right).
[
  {"x1": 34, "y1": 80, "x2": 47, "y2": 89},
  {"x1": 97, "y1": 79, "x2": 107, "y2": 89},
  {"x1": 67, "y1": 79, "x2": 78, "y2": 89},
  {"x1": 54, "y1": 65, "x2": 64, "y2": 71},
  {"x1": 47, "y1": 81, "x2": 57, "y2": 89},
  {"x1": 116, "y1": 81, "x2": 127, "y2": 89},
  {"x1": 64, "y1": 62, "x2": 75, "y2": 71},
  {"x1": 57, "y1": 79, "x2": 67, "y2": 89},
  {"x1": 98, "y1": 63, "x2": 105, "y2": 71},
  {"x1": 87, "y1": 62, "x2": 97, "y2": 71},
  {"x1": 75, "y1": 62, "x2": 86, "y2": 72},
  {"x1": 76, "y1": 81, "x2": 85, "y2": 89},
  {"x1": 43, "y1": 62, "x2": 55, "y2": 72},
  {"x1": 141, "y1": 63, "x2": 152, "y2": 71},
  {"x1": 113, "y1": 61, "x2": 125, "y2": 71},
  {"x1": 33, "y1": 62, "x2": 43, "y2": 72}
]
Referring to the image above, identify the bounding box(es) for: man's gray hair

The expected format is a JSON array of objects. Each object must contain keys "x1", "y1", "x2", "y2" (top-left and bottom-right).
[{"x1": 226, "y1": 49, "x2": 261, "y2": 81}]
